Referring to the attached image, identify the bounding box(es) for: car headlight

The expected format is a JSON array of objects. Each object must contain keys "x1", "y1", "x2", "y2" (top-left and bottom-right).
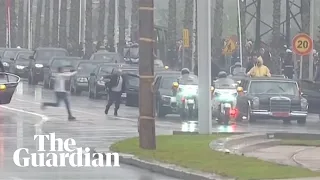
[
  {"x1": 35, "y1": 64, "x2": 43, "y2": 68},
  {"x1": 3, "y1": 62, "x2": 9, "y2": 66},
  {"x1": 252, "y1": 97, "x2": 259, "y2": 109},
  {"x1": 161, "y1": 95, "x2": 171, "y2": 102},
  {"x1": 16, "y1": 65, "x2": 25, "y2": 69},
  {"x1": 77, "y1": 77, "x2": 88, "y2": 82},
  {"x1": 300, "y1": 98, "x2": 308, "y2": 110},
  {"x1": 97, "y1": 80, "x2": 105, "y2": 86}
]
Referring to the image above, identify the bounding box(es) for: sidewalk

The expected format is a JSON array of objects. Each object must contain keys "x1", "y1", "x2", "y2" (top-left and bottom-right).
[{"x1": 246, "y1": 146, "x2": 320, "y2": 171}]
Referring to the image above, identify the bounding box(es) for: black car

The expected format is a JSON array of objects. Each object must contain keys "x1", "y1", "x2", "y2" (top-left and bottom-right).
[
  {"x1": 43, "y1": 57, "x2": 80, "y2": 89},
  {"x1": 9, "y1": 51, "x2": 33, "y2": 77},
  {"x1": 88, "y1": 63, "x2": 130, "y2": 99},
  {"x1": 90, "y1": 52, "x2": 123, "y2": 63},
  {"x1": 154, "y1": 71, "x2": 181, "y2": 117},
  {"x1": 236, "y1": 77, "x2": 308, "y2": 124},
  {"x1": 1, "y1": 48, "x2": 28, "y2": 71},
  {"x1": 70, "y1": 60, "x2": 112, "y2": 95},
  {"x1": 28, "y1": 47, "x2": 68, "y2": 84},
  {"x1": 298, "y1": 79, "x2": 320, "y2": 114}
]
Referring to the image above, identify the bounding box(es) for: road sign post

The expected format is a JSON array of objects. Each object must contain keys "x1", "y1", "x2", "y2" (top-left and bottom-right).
[
  {"x1": 182, "y1": 29, "x2": 189, "y2": 68},
  {"x1": 292, "y1": 33, "x2": 313, "y2": 79}
]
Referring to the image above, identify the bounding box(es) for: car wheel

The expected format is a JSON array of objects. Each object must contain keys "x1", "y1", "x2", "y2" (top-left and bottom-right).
[
  {"x1": 43, "y1": 78, "x2": 49, "y2": 88},
  {"x1": 297, "y1": 118, "x2": 306, "y2": 125},
  {"x1": 156, "y1": 102, "x2": 166, "y2": 118},
  {"x1": 247, "y1": 105, "x2": 256, "y2": 123}
]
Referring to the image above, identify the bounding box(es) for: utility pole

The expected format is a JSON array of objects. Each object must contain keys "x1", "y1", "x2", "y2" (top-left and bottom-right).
[
  {"x1": 197, "y1": 0, "x2": 211, "y2": 134},
  {"x1": 28, "y1": 0, "x2": 32, "y2": 50},
  {"x1": 309, "y1": 0, "x2": 314, "y2": 80},
  {"x1": 138, "y1": 0, "x2": 156, "y2": 150}
]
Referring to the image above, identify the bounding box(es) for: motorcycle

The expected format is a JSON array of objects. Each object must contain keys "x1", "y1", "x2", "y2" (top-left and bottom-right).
[
  {"x1": 172, "y1": 82, "x2": 198, "y2": 119},
  {"x1": 212, "y1": 88, "x2": 239, "y2": 125}
]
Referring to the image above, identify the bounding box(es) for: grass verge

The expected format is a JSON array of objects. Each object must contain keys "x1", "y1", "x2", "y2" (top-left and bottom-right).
[
  {"x1": 110, "y1": 135, "x2": 320, "y2": 180},
  {"x1": 280, "y1": 140, "x2": 320, "y2": 147}
]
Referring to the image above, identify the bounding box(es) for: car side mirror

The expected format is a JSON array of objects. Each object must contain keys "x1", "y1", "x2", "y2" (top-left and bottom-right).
[
  {"x1": 29, "y1": 55, "x2": 34, "y2": 59},
  {"x1": 90, "y1": 73, "x2": 95, "y2": 76}
]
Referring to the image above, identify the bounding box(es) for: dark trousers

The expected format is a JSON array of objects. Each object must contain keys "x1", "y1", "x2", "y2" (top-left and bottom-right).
[
  {"x1": 43, "y1": 92, "x2": 72, "y2": 116},
  {"x1": 105, "y1": 91, "x2": 122, "y2": 112}
]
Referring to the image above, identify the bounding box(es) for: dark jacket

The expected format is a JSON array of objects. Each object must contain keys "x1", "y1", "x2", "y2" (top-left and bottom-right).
[
  {"x1": 246, "y1": 61, "x2": 254, "y2": 73},
  {"x1": 0, "y1": 61, "x2": 5, "y2": 72},
  {"x1": 105, "y1": 74, "x2": 126, "y2": 92}
]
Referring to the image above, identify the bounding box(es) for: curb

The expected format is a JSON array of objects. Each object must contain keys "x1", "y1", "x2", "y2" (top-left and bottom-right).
[
  {"x1": 117, "y1": 153, "x2": 234, "y2": 180},
  {"x1": 172, "y1": 130, "x2": 248, "y2": 135},
  {"x1": 266, "y1": 133, "x2": 320, "y2": 140}
]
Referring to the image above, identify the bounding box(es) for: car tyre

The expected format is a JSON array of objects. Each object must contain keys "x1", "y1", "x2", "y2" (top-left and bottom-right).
[
  {"x1": 156, "y1": 102, "x2": 166, "y2": 118},
  {"x1": 297, "y1": 118, "x2": 306, "y2": 125}
]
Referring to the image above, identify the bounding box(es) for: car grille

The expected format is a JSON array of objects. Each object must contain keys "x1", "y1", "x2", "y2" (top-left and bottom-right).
[{"x1": 270, "y1": 98, "x2": 291, "y2": 112}]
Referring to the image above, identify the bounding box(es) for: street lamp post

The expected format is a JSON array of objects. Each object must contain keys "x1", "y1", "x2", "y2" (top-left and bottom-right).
[
  {"x1": 197, "y1": 0, "x2": 211, "y2": 134},
  {"x1": 309, "y1": 0, "x2": 314, "y2": 80},
  {"x1": 28, "y1": 0, "x2": 32, "y2": 50},
  {"x1": 237, "y1": 0, "x2": 244, "y2": 67},
  {"x1": 138, "y1": 0, "x2": 156, "y2": 149}
]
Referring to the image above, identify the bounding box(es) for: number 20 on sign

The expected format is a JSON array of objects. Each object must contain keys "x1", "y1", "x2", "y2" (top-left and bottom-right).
[{"x1": 292, "y1": 33, "x2": 313, "y2": 56}]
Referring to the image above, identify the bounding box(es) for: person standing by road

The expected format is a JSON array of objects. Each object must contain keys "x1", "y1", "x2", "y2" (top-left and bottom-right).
[
  {"x1": 41, "y1": 66, "x2": 77, "y2": 121},
  {"x1": 104, "y1": 69, "x2": 125, "y2": 116}
]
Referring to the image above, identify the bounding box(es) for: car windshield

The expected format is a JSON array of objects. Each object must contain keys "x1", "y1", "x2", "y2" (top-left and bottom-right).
[
  {"x1": 17, "y1": 52, "x2": 32, "y2": 61},
  {"x1": 249, "y1": 81, "x2": 298, "y2": 95},
  {"x1": 214, "y1": 78, "x2": 237, "y2": 89},
  {"x1": 52, "y1": 60, "x2": 73, "y2": 68},
  {"x1": 37, "y1": 50, "x2": 67, "y2": 59},
  {"x1": 92, "y1": 54, "x2": 114, "y2": 62},
  {"x1": 127, "y1": 75, "x2": 139, "y2": 86},
  {"x1": 3, "y1": 50, "x2": 19, "y2": 58},
  {"x1": 162, "y1": 76, "x2": 179, "y2": 89},
  {"x1": 77, "y1": 63, "x2": 98, "y2": 73}
]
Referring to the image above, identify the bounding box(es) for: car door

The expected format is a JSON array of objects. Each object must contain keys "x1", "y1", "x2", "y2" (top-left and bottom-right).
[{"x1": 124, "y1": 73, "x2": 139, "y2": 101}]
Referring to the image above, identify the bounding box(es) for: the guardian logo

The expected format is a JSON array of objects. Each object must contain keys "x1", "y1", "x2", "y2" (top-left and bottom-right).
[{"x1": 13, "y1": 133, "x2": 120, "y2": 167}]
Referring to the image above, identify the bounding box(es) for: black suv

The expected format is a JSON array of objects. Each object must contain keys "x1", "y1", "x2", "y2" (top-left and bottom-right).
[
  {"x1": 28, "y1": 47, "x2": 68, "y2": 85},
  {"x1": 236, "y1": 77, "x2": 308, "y2": 124}
]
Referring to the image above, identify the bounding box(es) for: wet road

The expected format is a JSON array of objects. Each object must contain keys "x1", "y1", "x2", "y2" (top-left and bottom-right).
[{"x1": 0, "y1": 82, "x2": 319, "y2": 179}]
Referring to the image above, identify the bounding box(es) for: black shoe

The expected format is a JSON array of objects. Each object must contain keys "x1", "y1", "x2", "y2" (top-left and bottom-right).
[
  {"x1": 114, "y1": 111, "x2": 118, "y2": 116},
  {"x1": 105, "y1": 109, "x2": 109, "y2": 115},
  {"x1": 68, "y1": 116, "x2": 76, "y2": 121}
]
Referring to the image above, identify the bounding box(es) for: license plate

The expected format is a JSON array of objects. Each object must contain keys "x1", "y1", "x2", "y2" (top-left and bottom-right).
[
  {"x1": 272, "y1": 112, "x2": 289, "y2": 117},
  {"x1": 187, "y1": 99, "x2": 194, "y2": 104},
  {"x1": 121, "y1": 93, "x2": 127, "y2": 98}
]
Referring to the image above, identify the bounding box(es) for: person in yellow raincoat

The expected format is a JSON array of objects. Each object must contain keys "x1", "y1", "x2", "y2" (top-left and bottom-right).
[{"x1": 246, "y1": 56, "x2": 271, "y2": 77}]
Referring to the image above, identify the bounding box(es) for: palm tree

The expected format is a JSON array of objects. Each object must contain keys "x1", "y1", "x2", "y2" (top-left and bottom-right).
[
  {"x1": 107, "y1": 0, "x2": 115, "y2": 52},
  {"x1": 34, "y1": 0, "x2": 43, "y2": 48},
  {"x1": 10, "y1": 0, "x2": 17, "y2": 47},
  {"x1": 212, "y1": 0, "x2": 224, "y2": 64},
  {"x1": 118, "y1": 0, "x2": 126, "y2": 55},
  {"x1": 69, "y1": 0, "x2": 80, "y2": 54},
  {"x1": 130, "y1": 0, "x2": 139, "y2": 43},
  {"x1": 59, "y1": 0, "x2": 67, "y2": 49},
  {"x1": 43, "y1": 0, "x2": 50, "y2": 46},
  {"x1": 52, "y1": 0, "x2": 59, "y2": 47},
  {"x1": 270, "y1": 0, "x2": 281, "y2": 74},
  {"x1": 85, "y1": 0, "x2": 93, "y2": 57},
  {"x1": 183, "y1": 0, "x2": 194, "y2": 70},
  {"x1": 0, "y1": 0, "x2": 6, "y2": 47},
  {"x1": 98, "y1": 0, "x2": 105, "y2": 41},
  {"x1": 167, "y1": 0, "x2": 177, "y2": 67}
]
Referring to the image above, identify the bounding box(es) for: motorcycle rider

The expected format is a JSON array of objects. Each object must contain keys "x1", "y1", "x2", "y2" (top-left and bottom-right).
[
  {"x1": 282, "y1": 49, "x2": 294, "y2": 79},
  {"x1": 215, "y1": 71, "x2": 236, "y2": 88},
  {"x1": 247, "y1": 57, "x2": 271, "y2": 77},
  {"x1": 177, "y1": 68, "x2": 197, "y2": 85}
]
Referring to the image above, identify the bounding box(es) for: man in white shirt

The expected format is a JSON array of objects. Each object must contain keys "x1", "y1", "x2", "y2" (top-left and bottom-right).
[
  {"x1": 105, "y1": 69, "x2": 125, "y2": 116},
  {"x1": 41, "y1": 66, "x2": 77, "y2": 121}
]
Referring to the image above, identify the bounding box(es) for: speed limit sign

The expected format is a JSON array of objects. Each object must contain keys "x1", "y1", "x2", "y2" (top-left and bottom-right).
[{"x1": 292, "y1": 33, "x2": 313, "y2": 56}]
